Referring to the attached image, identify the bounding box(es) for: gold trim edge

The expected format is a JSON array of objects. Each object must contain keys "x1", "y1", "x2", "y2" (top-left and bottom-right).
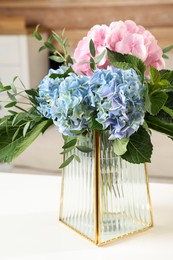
[
  {"x1": 145, "y1": 163, "x2": 154, "y2": 227},
  {"x1": 59, "y1": 218, "x2": 153, "y2": 246}
]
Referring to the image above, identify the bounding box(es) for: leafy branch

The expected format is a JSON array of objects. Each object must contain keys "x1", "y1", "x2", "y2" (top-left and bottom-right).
[
  {"x1": 33, "y1": 25, "x2": 71, "y2": 66},
  {"x1": 162, "y1": 44, "x2": 173, "y2": 59},
  {"x1": 0, "y1": 78, "x2": 53, "y2": 162},
  {"x1": 59, "y1": 134, "x2": 93, "y2": 168},
  {"x1": 0, "y1": 77, "x2": 39, "y2": 112},
  {"x1": 0, "y1": 111, "x2": 53, "y2": 162}
]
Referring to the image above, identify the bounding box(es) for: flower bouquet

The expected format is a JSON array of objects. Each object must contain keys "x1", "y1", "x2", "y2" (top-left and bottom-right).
[
  {"x1": 0, "y1": 20, "x2": 173, "y2": 245},
  {"x1": 0, "y1": 20, "x2": 173, "y2": 166}
]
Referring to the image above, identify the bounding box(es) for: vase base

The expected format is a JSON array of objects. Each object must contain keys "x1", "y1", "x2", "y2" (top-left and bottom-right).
[{"x1": 59, "y1": 212, "x2": 153, "y2": 246}]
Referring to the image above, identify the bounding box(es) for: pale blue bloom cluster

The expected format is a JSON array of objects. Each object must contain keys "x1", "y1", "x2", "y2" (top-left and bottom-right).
[
  {"x1": 37, "y1": 67, "x2": 93, "y2": 136},
  {"x1": 37, "y1": 66, "x2": 68, "y2": 119},
  {"x1": 89, "y1": 66, "x2": 146, "y2": 139},
  {"x1": 37, "y1": 65, "x2": 146, "y2": 139}
]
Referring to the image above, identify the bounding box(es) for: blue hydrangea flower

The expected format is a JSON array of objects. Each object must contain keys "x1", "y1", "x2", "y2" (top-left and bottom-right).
[
  {"x1": 37, "y1": 65, "x2": 146, "y2": 139},
  {"x1": 37, "y1": 66, "x2": 93, "y2": 136},
  {"x1": 89, "y1": 66, "x2": 146, "y2": 139},
  {"x1": 37, "y1": 66, "x2": 69, "y2": 118},
  {"x1": 50, "y1": 73, "x2": 92, "y2": 135}
]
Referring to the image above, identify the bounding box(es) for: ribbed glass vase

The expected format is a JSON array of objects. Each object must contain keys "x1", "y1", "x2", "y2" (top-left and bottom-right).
[{"x1": 59, "y1": 131, "x2": 153, "y2": 246}]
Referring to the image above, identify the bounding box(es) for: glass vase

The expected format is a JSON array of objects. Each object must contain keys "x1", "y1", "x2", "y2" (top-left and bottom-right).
[{"x1": 59, "y1": 131, "x2": 153, "y2": 246}]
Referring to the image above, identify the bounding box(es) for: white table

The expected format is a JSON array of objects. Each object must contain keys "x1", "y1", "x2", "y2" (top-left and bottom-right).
[{"x1": 0, "y1": 172, "x2": 173, "y2": 260}]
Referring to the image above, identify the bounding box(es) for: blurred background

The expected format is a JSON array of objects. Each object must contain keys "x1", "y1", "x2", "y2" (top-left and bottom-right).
[{"x1": 0, "y1": 0, "x2": 173, "y2": 182}]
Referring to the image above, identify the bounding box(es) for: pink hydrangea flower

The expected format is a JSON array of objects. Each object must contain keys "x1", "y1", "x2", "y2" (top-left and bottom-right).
[
  {"x1": 72, "y1": 20, "x2": 165, "y2": 75},
  {"x1": 73, "y1": 24, "x2": 110, "y2": 75}
]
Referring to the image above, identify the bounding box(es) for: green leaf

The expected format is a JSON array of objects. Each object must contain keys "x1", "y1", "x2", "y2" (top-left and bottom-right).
[
  {"x1": 13, "y1": 76, "x2": 18, "y2": 82},
  {"x1": 0, "y1": 81, "x2": 3, "y2": 89},
  {"x1": 12, "y1": 113, "x2": 21, "y2": 126},
  {"x1": 8, "y1": 110, "x2": 17, "y2": 115},
  {"x1": 23, "y1": 121, "x2": 31, "y2": 137},
  {"x1": 113, "y1": 138, "x2": 129, "y2": 156},
  {"x1": 90, "y1": 57, "x2": 95, "y2": 71},
  {"x1": 162, "y1": 106, "x2": 173, "y2": 118},
  {"x1": 145, "y1": 114, "x2": 173, "y2": 138},
  {"x1": 156, "y1": 94, "x2": 173, "y2": 124},
  {"x1": 89, "y1": 39, "x2": 96, "y2": 57},
  {"x1": 145, "y1": 87, "x2": 152, "y2": 114},
  {"x1": 60, "y1": 146, "x2": 74, "y2": 154},
  {"x1": 61, "y1": 28, "x2": 65, "y2": 37},
  {"x1": 59, "y1": 155, "x2": 75, "y2": 168},
  {"x1": 107, "y1": 48, "x2": 146, "y2": 80},
  {"x1": 47, "y1": 35, "x2": 54, "y2": 44},
  {"x1": 0, "y1": 85, "x2": 11, "y2": 92},
  {"x1": 49, "y1": 73, "x2": 62, "y2": 79},
  {"x1": 95, "y1": 50, "x2": 106, "y2": 64},
  {"x1": 157, "y1": 79, "x2": 172, "y2": 89},
  {"x1": 4, "y1": 85, "x2": 12, "y2": 91},
  {"x1": 0, "y1": 119, "x2": 52, "y2": 163},
  {"x1": 63, "y1": 138, "x2": 77, "y2": 149},
  {"x1": 122, "y1": 127, "x2": 153, "y2": 163},
  {"x1": 47, "y1": 34, "x2": 54, "y2": 43},
  {"x1": 11, "y1": 83, "x2": 17, "y2": 94},
  {"x1": 147, "y1": 81, "x2": 172, "y2": 97},
  {"x1": 74, "y1": 154, "x2": 81, "y2": 163},
  {"x1": 110, "y1": 61, "x2": 132, "y2": 70},
  {"x1": 49, "y1": 66, "x2": 72, "y2": 79},
  {"x1": 0, "y1": 117, "x2": 7, "y2": 128},
  {"x1": 149, "y1": 66, "x2": 160, "y2": 84},
  {"x1": 160, "y1": 70, "x2": 173, "y2": 85},
  {"x1": 5, "y1": 101, "x2": 17, "y2": 108},
  {"x1": 44, "y1": 42, "x2": 56, "y2": 52},
  {"x1": 12, "y1": 127, "x2": 20, "y2": 141},
  {"x1": 164, "y1": 92, "x2": 173, "y2": 110},
  {"x1": 52, "y1": 31, "x2": 64, "y2": 47},
  {"x1": 162, "y1": 44, "x2": 173, "y2": 54},
  {"x1": 90, "y1": 117, "x2": 103, "y2": 131},
  {"x1": 63, "y1": 38, "x2": 69, "y2": 48},
  {"x1": 149, "y1": 91, "x2": 168, "y2": 115},
  {"x1": 162, "y1": 54, "x2": 169, "y2": 59},
  {"x1": 49, "y1": 55, "x2": 65, "y2": 63},
  {"x1": 70, "y1": 130, "x2": 83, "y2": 135},
  {"x1": 76, "y1": 145, "x2": 93, "y2": 153},
  {"x1": 39, "y1": 45, "x2": 47, "y2": 52},
  {"x1": 62, "y1": 134, "x2": 71, "y2": 142},
  {"x1": 25, "y1": 89, "x2": 38, "y2": 97},
  {"x1": 7, "y1": 91, "x2": 16, "y2": 102},
  {"x1": 142, "y1": 120, "x2": 151, "y2": 135},
  {"x1": 33, "y1": 24, "x2": 42, "y2": 41},
  {"x1": 25, "y1": 91, "x2": 39, "y2": 106}
]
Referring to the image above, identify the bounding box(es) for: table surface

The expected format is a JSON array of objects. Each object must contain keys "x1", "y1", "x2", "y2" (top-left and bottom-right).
[{"x1": 0, "y1": 172, "x2": 173, "y2": 260}]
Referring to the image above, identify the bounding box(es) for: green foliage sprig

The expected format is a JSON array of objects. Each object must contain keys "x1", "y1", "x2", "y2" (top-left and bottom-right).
[
  {"x1": 0, "y1": 78, "x2": 53, "y2": 162},
  {"x1": 33, "y1": 25, "x2": 71, "y2": 65}
]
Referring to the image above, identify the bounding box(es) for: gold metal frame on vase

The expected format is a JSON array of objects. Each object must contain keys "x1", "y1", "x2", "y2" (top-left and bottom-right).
[{"x1": 59, "y1": 131, "x2": 154, "y2": 246}]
